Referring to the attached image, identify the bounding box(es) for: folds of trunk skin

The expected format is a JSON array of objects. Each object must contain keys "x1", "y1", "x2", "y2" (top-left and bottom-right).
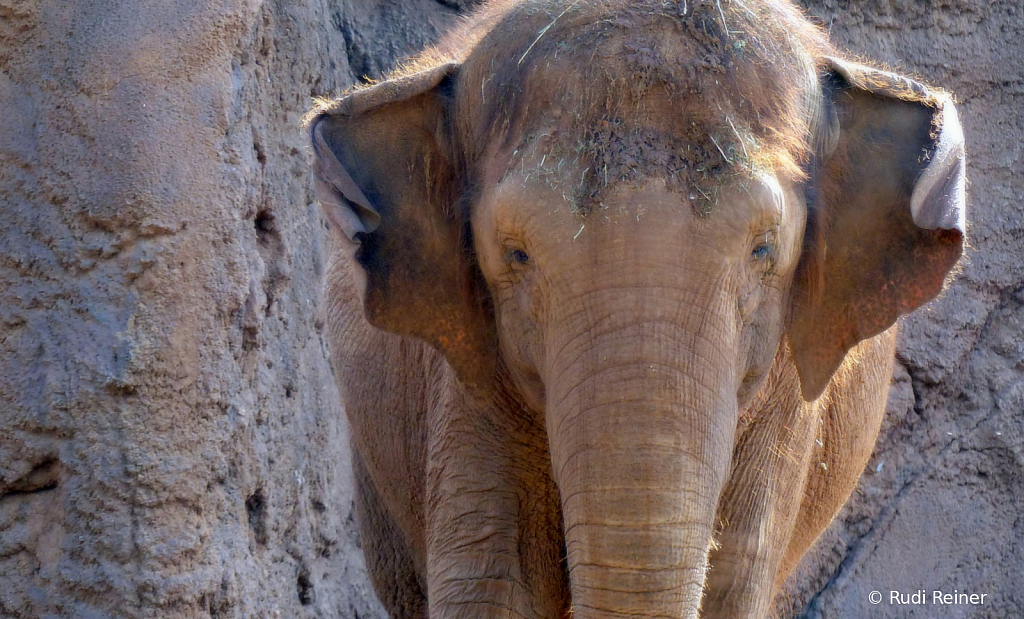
[{"x1": 545, "y1": 316, "x2": 738, "y2": 619}]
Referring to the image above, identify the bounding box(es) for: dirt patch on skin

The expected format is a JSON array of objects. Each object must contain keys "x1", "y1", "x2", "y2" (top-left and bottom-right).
[
  {"x1": 503, "y1": 121, "x2": 742, "y2": 217},
  {"x1": 575, "y1": 122, "x2": 738, "y2": 214}
]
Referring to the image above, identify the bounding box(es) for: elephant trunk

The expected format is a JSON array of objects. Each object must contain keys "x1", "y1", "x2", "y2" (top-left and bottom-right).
[{"x1": 546, "y1": 320, "x2": 736, "y2": 619}]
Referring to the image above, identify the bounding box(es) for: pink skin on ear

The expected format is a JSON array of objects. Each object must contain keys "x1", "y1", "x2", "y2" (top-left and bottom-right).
[
  {"x1": 911, "y1": 99, "x2": 966, "y2": 232},
  {"x1": 311, "y1": 119, "x2": 381, "y2": 242}
]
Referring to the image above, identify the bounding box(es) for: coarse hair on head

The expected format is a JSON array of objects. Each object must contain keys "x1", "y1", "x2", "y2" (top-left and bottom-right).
[{"x1": 443, "y1": 0, "x2": 833, "y2": 195}]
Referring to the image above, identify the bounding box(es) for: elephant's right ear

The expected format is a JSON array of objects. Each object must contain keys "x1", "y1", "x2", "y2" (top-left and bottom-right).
[{"x1": 308, "y1": 63, "x2": 497, "y2": 392}]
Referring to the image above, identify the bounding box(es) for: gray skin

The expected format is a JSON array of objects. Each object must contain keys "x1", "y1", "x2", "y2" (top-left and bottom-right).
[{"x1": 307, "y1": 2, "x2": 966, "y2": 617}]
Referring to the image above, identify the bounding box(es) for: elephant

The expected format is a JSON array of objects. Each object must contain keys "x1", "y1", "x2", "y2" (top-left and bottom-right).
[{"x1": 305, "y1": 0, "x2": 966, "y2": 617}]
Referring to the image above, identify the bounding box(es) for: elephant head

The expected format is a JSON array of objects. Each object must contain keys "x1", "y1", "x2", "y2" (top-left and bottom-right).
[{"x1": 308, "y1": 1, "x2": 964, "y2": 616}]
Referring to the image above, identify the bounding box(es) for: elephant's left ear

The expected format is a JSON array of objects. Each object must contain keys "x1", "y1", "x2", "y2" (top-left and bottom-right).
[{"x1": 789, "y1": 57, "x2": 966, "y2": 401}]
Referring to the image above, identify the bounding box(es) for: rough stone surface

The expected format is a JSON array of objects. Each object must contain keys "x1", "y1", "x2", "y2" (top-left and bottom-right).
[
  {"x1": 1, "y1": 0, "x2": 1020, "y2": 618},
  {"x1": 0, "y1": 0, "x2": 458, "y2": 617}
]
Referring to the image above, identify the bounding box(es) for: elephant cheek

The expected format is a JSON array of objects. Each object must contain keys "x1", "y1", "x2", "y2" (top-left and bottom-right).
[
  {"x1": 736, "y1": 314, "x2": 784, "y2": 407},
  {"x1": 497, "y1": 312, "x2": 546, "y2": 411}
]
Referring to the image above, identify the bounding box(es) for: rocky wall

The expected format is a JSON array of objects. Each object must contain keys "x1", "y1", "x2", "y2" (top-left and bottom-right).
[{"x1": 0, "y1": 0, "x2": 459, "y2": 616}]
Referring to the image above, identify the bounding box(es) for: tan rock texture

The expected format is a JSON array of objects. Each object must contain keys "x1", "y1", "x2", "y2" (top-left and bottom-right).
[
  {"x1": 0, "y1": 0, "x2": 455, "y2": 617},
  {"x1": 0, "y1": 0, "x2": 1020, "y2": 618}
]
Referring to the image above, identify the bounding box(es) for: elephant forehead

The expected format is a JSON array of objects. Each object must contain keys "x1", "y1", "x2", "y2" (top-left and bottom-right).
[
  {"x1": 457, "y1": 0, "x2": 823, "y2": 187},
  {"x1": 496, "y1": 117, "x2": 748, "y2": 214}
]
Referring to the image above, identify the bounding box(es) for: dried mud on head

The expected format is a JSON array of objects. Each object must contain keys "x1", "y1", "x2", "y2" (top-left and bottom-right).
[{"x1": 454, "y1": 0, "x2": 828, "y2": 213}]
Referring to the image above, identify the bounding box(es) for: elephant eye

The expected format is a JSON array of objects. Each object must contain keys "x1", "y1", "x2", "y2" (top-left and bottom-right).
[
  {"x1": 751, "y1": 243, "x2": 774, "y2": 262},
  {"x1": 750, "y1": 230, "x2": 777, "y2": 268},
  {"x1": 508, "y1": 248, "x2": 530, "y2": 265}
]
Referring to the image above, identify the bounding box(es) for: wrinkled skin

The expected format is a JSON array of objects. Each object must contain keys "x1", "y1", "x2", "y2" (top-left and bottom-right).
[{"x1": 307, "y1": 1, "x2": 966, "y2": 617}]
